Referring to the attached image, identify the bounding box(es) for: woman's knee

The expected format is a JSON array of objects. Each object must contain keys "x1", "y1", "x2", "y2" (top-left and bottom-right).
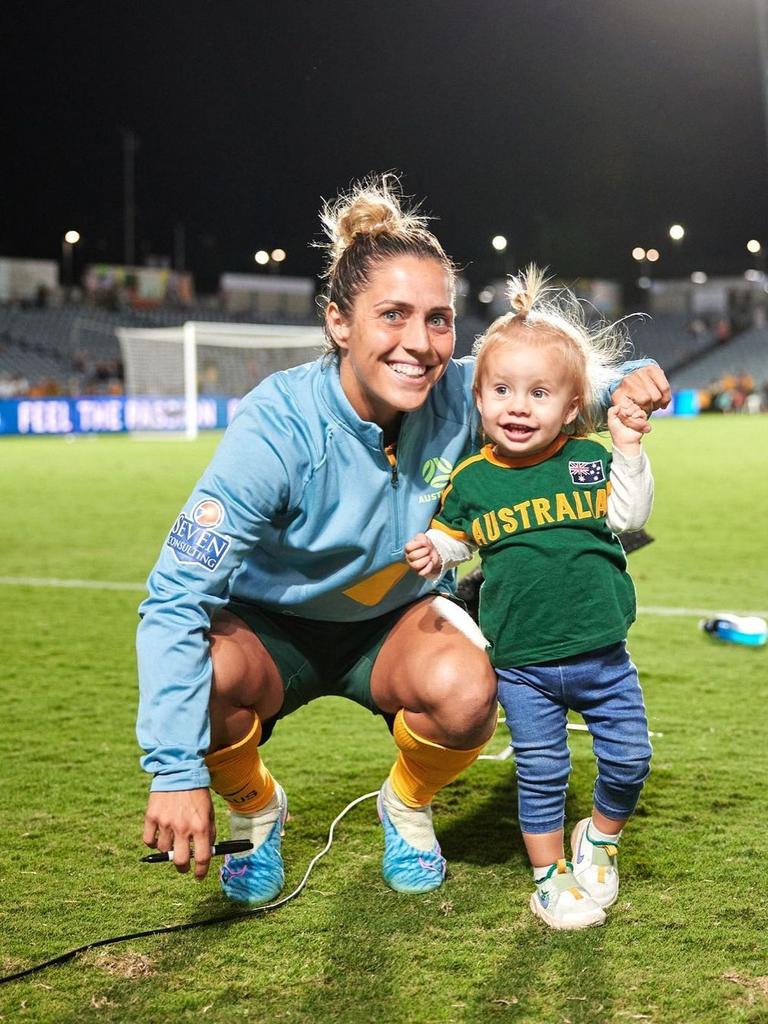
[
  {"x1": 420, "y1": 648, "x2": 497, "y2": 733},
  {"x1": 208, "y1": 612, "x2": 283, "y2": 716}
]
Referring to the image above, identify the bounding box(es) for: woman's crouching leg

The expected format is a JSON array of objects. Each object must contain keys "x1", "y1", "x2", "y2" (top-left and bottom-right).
[
  {"x1": 206, "y1": 610, "x2": 288, "y2": 905},
  {"x1": 371, "y1": 596, "x2": 497, "y2": 893}
]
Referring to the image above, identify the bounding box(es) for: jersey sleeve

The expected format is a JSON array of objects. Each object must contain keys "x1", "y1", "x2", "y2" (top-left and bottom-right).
[{"x1": 135, "y1": 389, "x2": 308, "y2": 791}]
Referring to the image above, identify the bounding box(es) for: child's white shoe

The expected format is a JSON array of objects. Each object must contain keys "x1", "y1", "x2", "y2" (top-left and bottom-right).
[
  {"x1": 571, "y1": 818, "x2": 620, "y2": 908},
  {"x1": 530, "y1": 859, "x2": 606, "y2": 930}
]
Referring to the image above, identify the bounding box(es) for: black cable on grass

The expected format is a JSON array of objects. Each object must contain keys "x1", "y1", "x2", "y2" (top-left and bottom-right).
[{"x1": 0, "y1": 791, "x2": 379, "y2": 986}]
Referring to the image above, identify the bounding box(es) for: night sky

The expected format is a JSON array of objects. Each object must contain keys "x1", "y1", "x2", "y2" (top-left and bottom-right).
[{"x1": 4, "y1": 1, "x2": 767, "y2": 292}]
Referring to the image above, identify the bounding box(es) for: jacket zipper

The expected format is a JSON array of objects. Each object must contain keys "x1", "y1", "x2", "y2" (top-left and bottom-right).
[{"x1": 384, "y1": 443, "x2": 401, "y2": 553}]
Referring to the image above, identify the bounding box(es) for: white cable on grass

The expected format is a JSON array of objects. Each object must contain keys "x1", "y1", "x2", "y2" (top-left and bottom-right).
[
  {"x1": 254, "y1": 790, "x2": 379, "y2": 912},
  {"x1": 0, "y1": 790, "x2": 382, "y2": 985}
]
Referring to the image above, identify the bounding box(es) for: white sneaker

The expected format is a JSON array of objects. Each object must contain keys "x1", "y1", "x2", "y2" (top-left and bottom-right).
[
  {"x1": 571, "y1": 818, "x2": 620, "y2": 908},
  {"x1": 530, "y1": 859, "x2": 606, "y2": 930}
]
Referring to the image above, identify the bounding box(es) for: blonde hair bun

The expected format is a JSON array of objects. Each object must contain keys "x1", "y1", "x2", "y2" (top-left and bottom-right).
[
  {"x1": 320, "y1": 174, "x2": 428, "y2": 262},
  {"x1": 506, "y1": 264, "x2": 548, "y2": 318},
  {"x1": 336, "y1": 195, "x2": 400, "y2": 246}
]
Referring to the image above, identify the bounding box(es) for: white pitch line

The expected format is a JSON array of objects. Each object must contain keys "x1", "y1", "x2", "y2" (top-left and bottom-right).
[
  {"x1": 0, "y1": 576, "x2": 145, "y2": 593},
  {"x1": 0, "y1": 577, "x2": 766, "y2": 619},
  {"x1": 638, "y1": 604, "x2": 768, "y2": 618}
]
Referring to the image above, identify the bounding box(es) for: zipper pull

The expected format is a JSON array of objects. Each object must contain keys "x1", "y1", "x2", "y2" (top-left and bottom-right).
[{"x1": 391, "y1": 462, "x2": 399, "y2": 488}]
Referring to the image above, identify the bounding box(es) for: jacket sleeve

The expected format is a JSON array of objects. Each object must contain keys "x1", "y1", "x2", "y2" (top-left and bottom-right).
[{"x1": 135, "y1": 392, "x2": 306, "y2": 791}]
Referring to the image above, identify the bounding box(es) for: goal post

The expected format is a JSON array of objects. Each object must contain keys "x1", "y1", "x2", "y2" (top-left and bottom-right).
[{"x1": 116, "y1": 321, "x2": 325, "y2": 438}]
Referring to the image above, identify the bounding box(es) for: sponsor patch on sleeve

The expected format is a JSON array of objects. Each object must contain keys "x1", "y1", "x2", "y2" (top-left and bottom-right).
[
  {"x1": 568, "y1": 459, "x2": 605, "y2": 485},
  {"x1": 166, "y1": 498, "x2": 231, "y2": 572}
]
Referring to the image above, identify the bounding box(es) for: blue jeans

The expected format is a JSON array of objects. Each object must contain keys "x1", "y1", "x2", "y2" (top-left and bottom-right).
[{"x1": 496, "y1": 642, "x2": 652, "y2": 834}]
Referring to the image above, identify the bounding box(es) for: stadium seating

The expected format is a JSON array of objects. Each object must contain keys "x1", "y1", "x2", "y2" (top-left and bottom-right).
[
  {"x1": 0, "y1": 304, "x2": 318, "y2": 395},
  {"x1": 625, "y1": 312, "x2": 717, "y2": 371},
  {"x1": 2, "y1": 300, "x2": 765, "y2": 402},
  {"x1": 669, "y1": 325, "x2": 768, "y2": 389}
]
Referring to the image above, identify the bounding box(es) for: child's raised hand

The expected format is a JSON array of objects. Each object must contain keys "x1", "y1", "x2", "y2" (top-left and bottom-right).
[
  {"x1": 608, "y1": 400, "x2": 650, "y2": 453},
  {"x1": 405, "y1": 532, "x2": 442, "y2": 578}
]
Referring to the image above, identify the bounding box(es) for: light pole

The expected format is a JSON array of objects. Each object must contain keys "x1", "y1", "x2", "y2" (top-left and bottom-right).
[
  {"x1": 62, "y1": 230, "x2": 81, "y2": 289},
  {"x1": 270, "y1": 248, "x2": 286, "y2": 275},
  {"x1": 747, "y1": 238, "x2": 766, "y2": 278},
  {"x1": 491, "y1": 234, "x2": 508, "y2": 278}
]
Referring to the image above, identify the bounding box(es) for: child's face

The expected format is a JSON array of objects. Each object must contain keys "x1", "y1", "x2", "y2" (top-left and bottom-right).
[{"x1": 475, "y1": 339, "x2": 580, "y2": 458}]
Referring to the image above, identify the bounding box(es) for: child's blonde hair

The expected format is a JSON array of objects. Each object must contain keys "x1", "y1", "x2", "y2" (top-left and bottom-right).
[{"x1": 472, "y1": 265, "x2": 630, "y2": 435}]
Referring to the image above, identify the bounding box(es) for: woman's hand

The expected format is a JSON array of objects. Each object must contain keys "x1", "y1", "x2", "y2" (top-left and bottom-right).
[
  {"x1": 143, "y1": 788, "x2": 217, "y2": 879},
  {"x1": 612, "y1": 364, "x2": 671, "y2": 414},
  {"x1": 405, "y1": 532, "x2": 442, "y2": 578}
]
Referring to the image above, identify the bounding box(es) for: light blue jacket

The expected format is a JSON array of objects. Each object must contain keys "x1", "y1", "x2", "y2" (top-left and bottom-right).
[{"x1": 137, "y1": 355, "x2": 652, "y2": 790}]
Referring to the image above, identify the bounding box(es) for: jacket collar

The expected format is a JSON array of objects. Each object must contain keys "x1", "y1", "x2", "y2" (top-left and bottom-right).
[{"x1": 318, "y1": 358, "x2": 386, "y2": 449}]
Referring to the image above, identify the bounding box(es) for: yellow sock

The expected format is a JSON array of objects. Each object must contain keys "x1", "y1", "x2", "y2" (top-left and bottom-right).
[
  {"x1": 204, "y1": 715, "x2": 275, "y2": 814},
  {"x1": 389, "y1": 710, "x2": 486, "y2": 808}
]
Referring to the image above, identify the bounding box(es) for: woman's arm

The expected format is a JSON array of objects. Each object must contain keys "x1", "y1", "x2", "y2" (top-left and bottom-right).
[{"x1": 136, "y1": 396, "x2": 299, "y2": 794}]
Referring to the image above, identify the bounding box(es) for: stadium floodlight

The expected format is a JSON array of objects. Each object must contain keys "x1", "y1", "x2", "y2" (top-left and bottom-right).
[
  {"x1": 745, "y1": 269, "x2": 764, "y2": 282},
  {"x1": 491, "y1": 235, "x2": 507, "y2": 252},
  {"x1": 478, "y1": 287, "x2": 495, "y2": 303},
  {"x1": 271, "y1": 248, "x2": 286, "y2": 263},
  {"x1": 669, "y1": 224, "x2": 685, "y2": 242},
  {"x1": 690, "y1": 271, "x2": 708, "y2": 284},
  {"x1": 116, "y1": 322, "x2": 324, "y2": 439},
  {"x1": 254, "y1": 250, "x2": 270, "y2": 265},
  {"x1": 632, "y1": 247, "x2": 646, "y2": 261},
  {"x1": 747, "y1": 239, "x2": 762, "y2": 254},
  {"x1": 637, "y1": 276, "x2": 652, "y2": 289},
  {"x1": 62, "y1": 230, "x2": 81, "y2": 287},
  {"x1": 646, "y1": 248, "x2": 660, "y2": 263}
]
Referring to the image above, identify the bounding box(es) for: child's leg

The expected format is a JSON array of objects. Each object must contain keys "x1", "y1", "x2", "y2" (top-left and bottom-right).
[
  {"x1": 522, "y1": 829, "x2": 565, "y2": 870},
  {"x1": 497, "y1": 665, "x2": 606, "y2": 930},
  {"x1": 572, "y1": 643, "x2": 652, "y2": 907}
]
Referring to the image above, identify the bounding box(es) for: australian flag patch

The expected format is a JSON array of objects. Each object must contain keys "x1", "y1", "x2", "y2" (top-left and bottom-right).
[{"x1": 568, "y1": 459, "x2": 605, "y2": 484}]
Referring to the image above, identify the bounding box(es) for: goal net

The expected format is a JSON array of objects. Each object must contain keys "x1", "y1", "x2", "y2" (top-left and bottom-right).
[{"x1": 116, "y1": 321, "x2": 324, "y2": 438}]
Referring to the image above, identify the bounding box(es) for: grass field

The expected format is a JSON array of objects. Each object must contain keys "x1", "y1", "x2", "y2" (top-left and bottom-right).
[{"x1": 1, "y1": 415, "x2": 767, "y2": 1024}]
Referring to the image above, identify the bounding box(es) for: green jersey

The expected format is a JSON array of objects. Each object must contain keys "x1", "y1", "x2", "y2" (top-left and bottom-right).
[{"x1": 431, "y1": 434, "x2": 635, "y2": 667}]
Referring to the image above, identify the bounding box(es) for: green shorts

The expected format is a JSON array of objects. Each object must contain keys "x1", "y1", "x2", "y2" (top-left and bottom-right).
[{"x1": 225, "y1": 599, "x2": 414, "y2": 743}]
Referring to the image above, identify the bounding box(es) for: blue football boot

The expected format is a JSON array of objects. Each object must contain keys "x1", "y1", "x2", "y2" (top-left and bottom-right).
[
  {"x1": 220, "y1": 783, "x2": 288, "y2": 904},
  {"x1": 378, "y1": 778, "x2": 447, "y2": 894}
]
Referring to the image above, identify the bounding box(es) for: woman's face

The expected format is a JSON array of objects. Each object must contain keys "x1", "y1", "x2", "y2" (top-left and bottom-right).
[{"x1": 327, "y1": 255, "x2": 455, "y2": 431}]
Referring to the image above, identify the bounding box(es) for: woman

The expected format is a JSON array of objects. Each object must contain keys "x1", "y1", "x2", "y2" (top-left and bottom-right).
[{"x1": 138, "y1": 177, "x2": 669, "y2": 903}]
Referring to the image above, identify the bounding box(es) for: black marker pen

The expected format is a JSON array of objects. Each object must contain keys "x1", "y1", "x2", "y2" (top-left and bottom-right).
[{"x1": 141, "y1": 839, "x2": 253, "y2": 863}]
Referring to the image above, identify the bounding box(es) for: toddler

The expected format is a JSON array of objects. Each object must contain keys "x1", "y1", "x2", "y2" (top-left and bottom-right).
[{"x1": 405, "y1": 267, "x2": 654, "y2": 929}]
